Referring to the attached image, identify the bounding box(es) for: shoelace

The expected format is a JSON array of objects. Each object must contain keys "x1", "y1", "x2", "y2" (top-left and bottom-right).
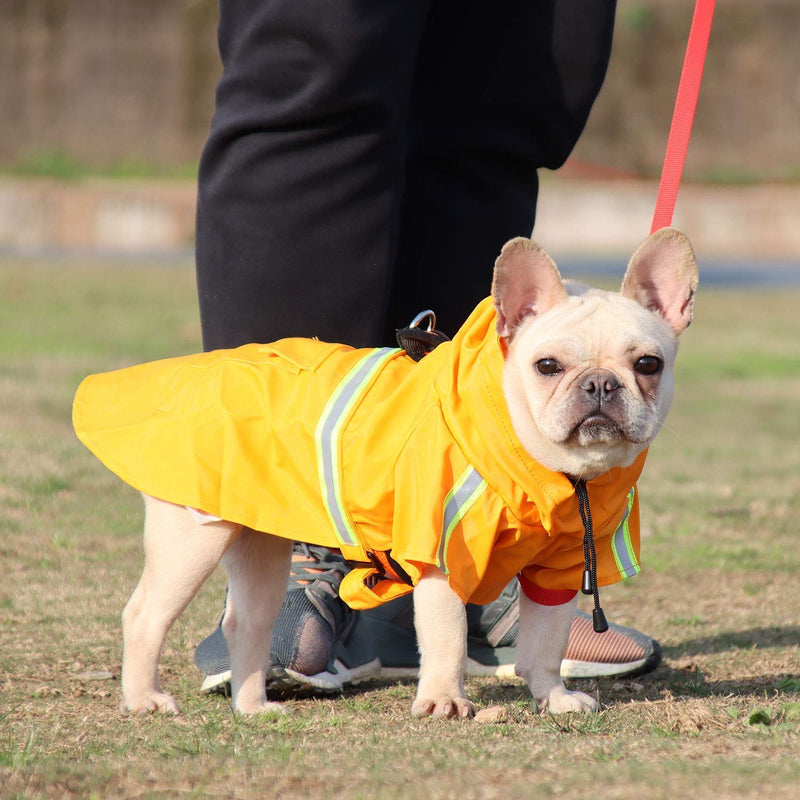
[{"x1": 289, "y1": 544, "x2": 348, "y2": 588}]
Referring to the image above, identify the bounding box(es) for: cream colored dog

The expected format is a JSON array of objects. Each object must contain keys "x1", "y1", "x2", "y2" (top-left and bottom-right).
[{"x1": 89, "y1": 228, "x2": 697, "y2": 719}]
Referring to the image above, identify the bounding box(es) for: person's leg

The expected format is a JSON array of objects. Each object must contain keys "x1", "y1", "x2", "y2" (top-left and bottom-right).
[
  {"x1": 386, "y1": 0, "x2": 617, "y2": 338},
  {"x1": 196, "y1": 0, "x2": 431, "y2": 350},
  {"x1": 197, "y1": 1, "x2": 617, "y2": 348}
]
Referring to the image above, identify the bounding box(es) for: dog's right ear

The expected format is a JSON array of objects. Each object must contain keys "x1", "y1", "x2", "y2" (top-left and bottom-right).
[
  {"x1": 492, "y1": 238, "x2": 568, "y2": 339},
  {"x1": 621, "y1": 228, "x2": 699, "y2": 336}
]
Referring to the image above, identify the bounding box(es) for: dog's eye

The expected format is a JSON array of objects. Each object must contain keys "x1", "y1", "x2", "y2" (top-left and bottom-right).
[
  {"x1": 634, "y1": 356, "x2": 663, "y2": 376},
  {"x1": 535, "y1": 358, "x2": 563, "y2": 376}
]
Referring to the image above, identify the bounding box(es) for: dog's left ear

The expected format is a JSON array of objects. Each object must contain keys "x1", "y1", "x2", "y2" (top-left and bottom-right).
[
  {"x1": 492, "y1": 238, "x2": 568, "y2": 339},
  {"x1": 621, "y1": 228, "x2": 699, "y2": 336}
]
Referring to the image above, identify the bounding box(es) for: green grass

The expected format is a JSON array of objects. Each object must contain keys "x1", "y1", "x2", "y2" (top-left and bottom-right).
[
  {"x1": 1, "y1": 261, "x2": 799, "y2": 799},
  {"x1": 0, "y1": 150, "x2": 199, "y2": 182},
  {"x1": 4, "y1": 150, "x2": 799, "y2": 187}
]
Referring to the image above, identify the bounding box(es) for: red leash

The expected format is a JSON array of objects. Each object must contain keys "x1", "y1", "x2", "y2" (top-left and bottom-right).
[{"x1": 650, "y1": 0, "x2": 716, "y2": 233}]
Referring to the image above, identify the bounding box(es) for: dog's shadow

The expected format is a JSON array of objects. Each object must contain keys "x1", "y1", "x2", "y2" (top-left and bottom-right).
[
  {"x1": 662, "y1": 624, "x2": 799, "y2": 658},
  {"x1": 648, "y1": 623, "x2": 800, "y2": 701},
  {"x1": 332, "y1": 625, "x2": 799, "y2": 708}
]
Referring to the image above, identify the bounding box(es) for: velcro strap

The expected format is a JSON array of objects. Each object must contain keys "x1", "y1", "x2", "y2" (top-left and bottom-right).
[{"x1": 345, "y1": 550, "x2": 415, "y2": 588}]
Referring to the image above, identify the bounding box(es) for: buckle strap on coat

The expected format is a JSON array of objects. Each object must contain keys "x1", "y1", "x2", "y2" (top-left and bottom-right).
[
  {"x1": 367, "y1": 550, "x2": 414, "y2": 587},
  {"x1": 395, "y1": 310, "x2": 450, "y2": 362}
]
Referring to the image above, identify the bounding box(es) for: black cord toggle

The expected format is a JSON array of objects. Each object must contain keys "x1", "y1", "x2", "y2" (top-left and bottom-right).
[
  {"x1": 592, "y1": 607, "x2": 609, "y2": 633},
  {"x1": 572, "y1": 478, "x2": 609, "y2": 633}
]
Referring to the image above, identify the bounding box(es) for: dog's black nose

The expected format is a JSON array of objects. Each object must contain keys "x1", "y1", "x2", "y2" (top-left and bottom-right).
[{"x1": 580, "y1": 370, "x2": 620, "y2": 400}]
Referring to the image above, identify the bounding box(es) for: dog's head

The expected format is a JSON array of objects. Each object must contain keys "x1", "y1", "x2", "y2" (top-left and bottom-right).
[{"x1": 493, "y1": 228, "x2": 698, "y2": 480}]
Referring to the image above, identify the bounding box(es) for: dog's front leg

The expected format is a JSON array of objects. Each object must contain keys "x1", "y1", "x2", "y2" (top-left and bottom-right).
[
  {"x1": 411, "y1": 566, "x2": 474, "y2": 719},
  {"x1": 515, "y1": 591, "x2": 597, "y2": 714}
]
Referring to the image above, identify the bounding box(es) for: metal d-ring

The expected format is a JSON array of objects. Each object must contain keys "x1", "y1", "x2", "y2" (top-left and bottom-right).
[{"x1": 408, "y1": 310, "x2": 437, "y2": 332}]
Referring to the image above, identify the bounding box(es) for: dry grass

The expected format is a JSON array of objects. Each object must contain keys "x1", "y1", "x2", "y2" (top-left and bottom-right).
[{"x1": 1, "y1": 261, "x2": 799, "y2": 799}]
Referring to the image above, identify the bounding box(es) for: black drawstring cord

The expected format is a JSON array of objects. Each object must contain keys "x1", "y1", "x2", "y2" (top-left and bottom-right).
[{"x1": 572, "y1": 478, "x2": 609, "y2": 633}]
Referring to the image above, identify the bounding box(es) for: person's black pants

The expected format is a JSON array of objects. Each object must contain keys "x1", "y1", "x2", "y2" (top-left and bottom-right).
[{"x1": 196, "y1": 0, "x2": 616, "y2": 350}]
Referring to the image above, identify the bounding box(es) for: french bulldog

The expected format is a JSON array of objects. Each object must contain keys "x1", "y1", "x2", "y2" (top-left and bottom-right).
[{"x1": 73, "y1": 227, "x2": 697, "y2": 719}]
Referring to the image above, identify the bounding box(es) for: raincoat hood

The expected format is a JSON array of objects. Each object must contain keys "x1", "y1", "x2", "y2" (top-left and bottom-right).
[{"x1": 430, "y1": 298, "x2": 646, "y2": 542}]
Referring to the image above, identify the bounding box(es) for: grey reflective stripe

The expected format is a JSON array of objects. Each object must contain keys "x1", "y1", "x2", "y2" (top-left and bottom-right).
[
  {"x1": 611, "y1": 488, "x2": 639, "y2": 578},
  {"x1": 315, "y1": 348, "x2": 398, "y2": 548},
  {"x1": 437, "y1": 467, "x2": 488, "y2": 574}
]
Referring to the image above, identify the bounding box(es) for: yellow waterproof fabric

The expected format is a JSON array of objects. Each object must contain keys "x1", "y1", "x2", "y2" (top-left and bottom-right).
[{"x1": 73, "y1": 298, "x2": 647, "y2": 610}]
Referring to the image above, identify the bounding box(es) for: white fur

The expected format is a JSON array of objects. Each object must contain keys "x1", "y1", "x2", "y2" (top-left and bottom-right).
[{"x1": 502, "y1": 290, "x2": 678, "y2": 479}]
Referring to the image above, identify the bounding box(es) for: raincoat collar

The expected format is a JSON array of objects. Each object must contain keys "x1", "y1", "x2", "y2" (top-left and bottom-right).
[{"x1": 430, "y1": 297, "x2": 646, "y2": 535}]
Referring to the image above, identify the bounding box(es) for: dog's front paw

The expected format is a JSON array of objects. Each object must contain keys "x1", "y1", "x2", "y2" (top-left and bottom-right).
[
  {"x1": 536, "y1": 687, "x2": 597, "y2": 715},
  {"x1": 411, "y1": 695, "x2": 475, "y2": 719},
  {"x1": 121, "y1": 690, "x2": 180, "y2": 715}
]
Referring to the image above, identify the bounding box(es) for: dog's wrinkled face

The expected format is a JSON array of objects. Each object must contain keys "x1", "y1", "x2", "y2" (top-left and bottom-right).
[{"x1": 493, "y1": 228, "x2": 698, "y2": 480}]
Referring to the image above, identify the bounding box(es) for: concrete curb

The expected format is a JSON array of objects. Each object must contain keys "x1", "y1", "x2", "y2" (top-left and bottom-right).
[
  {"x1": 0, "y1": 178, "x2": 196, "y2": 256},
  {"x1": 1, "y1": 177, "x2": 799, "y2": 260},
  {"x1": 536, "y1": 179, "x2": 800, "y2": 260}
]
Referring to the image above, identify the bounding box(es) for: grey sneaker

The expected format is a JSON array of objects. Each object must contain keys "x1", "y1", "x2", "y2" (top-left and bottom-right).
[
  {"x1": 337, "y1": 581, "x2": 661, "y2": 681},
  {"x1": 336, "y1": 583, "x2": 519, "y2": 679},
  {"x1": 194, "y1": 544, "x2": 380, "y2": 696}
]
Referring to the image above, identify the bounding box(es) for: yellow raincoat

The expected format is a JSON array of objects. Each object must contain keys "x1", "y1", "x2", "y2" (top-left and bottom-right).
[{"x1": 73, "y1": 298, "x2": 645, "y2": 610}]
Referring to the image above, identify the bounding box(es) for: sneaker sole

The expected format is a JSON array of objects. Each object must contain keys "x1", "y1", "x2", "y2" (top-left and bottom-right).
[
  {"x1": 380, "y1": 656, "x2": 656, "y2": 681},
  {"x1": 561, "y1": 653, "x2": 658, "y2": 679},
  {"x1": 283, "y1": 657, "x2": 382, "y2": 692},
  {"x1": 379, "y1": 658, "x2": 518, "y2": 680},
  {"x1": 200, "y1": 657, "x2": 381, "y2": 696},
  {"x1": 200, "y1": 652, "x2": 658, "y2": 694},
  {"x1": 200, "y1": 670, "x2": 231, "y2": 694}
]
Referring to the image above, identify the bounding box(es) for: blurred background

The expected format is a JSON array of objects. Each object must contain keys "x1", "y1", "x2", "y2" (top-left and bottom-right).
[{"x1": 0, "y1": 0, "x2": 798, "y2": 263}]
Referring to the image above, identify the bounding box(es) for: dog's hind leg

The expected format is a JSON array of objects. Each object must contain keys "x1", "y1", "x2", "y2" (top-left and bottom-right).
[
  {"x1": 221, "y1": 529, "x2": 292, "y2": 714},
  {"x1": 121, "y1": 495, "x2": 240, "y2": 714}
]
